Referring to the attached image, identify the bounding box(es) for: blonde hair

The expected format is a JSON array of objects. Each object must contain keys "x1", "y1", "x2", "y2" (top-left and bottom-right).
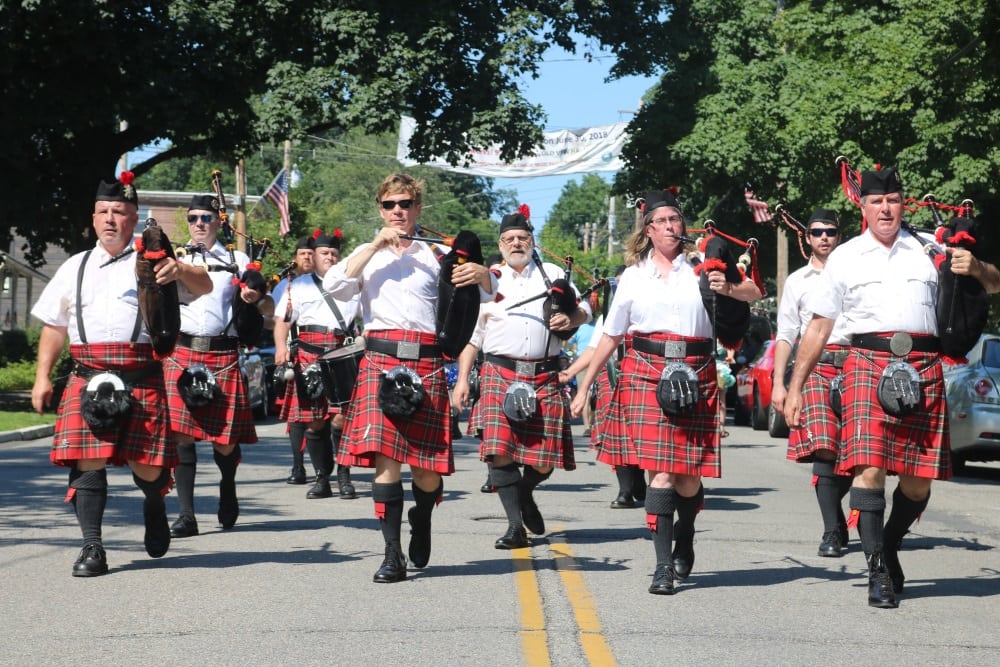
[
  {"x1": 623, "y1": 206, "x2": 694, "y2": 266},
  {"x1": 376, "y1": 173, "x2": 424, "y2": 206}
]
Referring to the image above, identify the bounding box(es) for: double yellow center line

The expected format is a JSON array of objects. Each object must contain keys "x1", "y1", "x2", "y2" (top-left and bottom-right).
[{"x1": 509, "y1": 527, "x2": 618, "y2": 666}]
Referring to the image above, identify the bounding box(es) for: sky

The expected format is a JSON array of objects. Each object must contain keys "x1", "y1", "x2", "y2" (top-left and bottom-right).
[{"x1": 490, "y1": 52, "x2": 656, "y2": 228}]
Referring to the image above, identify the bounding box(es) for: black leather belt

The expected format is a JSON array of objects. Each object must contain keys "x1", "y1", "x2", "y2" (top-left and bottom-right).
[
  {"x1": 296, "y1": 340, "x2": 335, "y2": 355},
  {"x1": 178, "y1": 333, "x2": 239, "y2": 352},
  {"x1": 73, "y1": 362, "x2": 162, "y2": 384},
  {"x1": 818, "y1": 349, "x2": 849, "y2": 368},
  {"x1": 365, "y1": 337, "x2": 441, "y2": 360},
  {"x1": 299, "y1": 325, "x2": 342, "y2": 335},
  {"x1": 851, "y1": 333, "x2": 940, "y2": 355},
  {"x1": 631, "y1": 337, "x2": 714, "y2": 358},
  {"x1": 485, "y1": 354, "x2": 560, "y2": 376}
]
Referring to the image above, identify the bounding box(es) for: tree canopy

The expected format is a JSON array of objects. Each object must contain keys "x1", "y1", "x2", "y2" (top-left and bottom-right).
[{"x1": 0, "y1": 0, "x2": 668, "y2": 266}]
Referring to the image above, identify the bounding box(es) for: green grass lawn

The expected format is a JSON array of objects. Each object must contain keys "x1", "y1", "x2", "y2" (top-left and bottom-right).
[{"x1": 0, "y1": 410, "x2": 57, "y2": 431}]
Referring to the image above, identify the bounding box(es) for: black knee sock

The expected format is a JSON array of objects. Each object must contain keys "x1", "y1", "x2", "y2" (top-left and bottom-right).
[
  {"x1": 492, "y1": 463, "x2": 523, "y2": 527},
  {"x1": 631, "y1": 466, "x2": 647, "y2": 501},
  {"x1": 675, "y1": 484, "x2": 704, "y2": 534},
  {"x1": 615, "y1": 466, "x2": 634, "y2": 497},
  {"x1": 331, "y1": 427, "x2": 345, "y2": 470},
  {"x1": 174, "y1": 443, "x2": 197, "y2": 516},
  {"x1": 372, "y1": 482, "x2": 405, "y2": 549},
  {"x1": 813, "y1": 460, "x2": 843, "y2": 534},
  {"x1": 850, "y1": 486, "x2": 886, "y2": 557},
  {"x1": 411, "y1": 479, "x2": 442, "y2": 517},
  {"x1": 288, "y1": 423, "x2": 306, "y2": 470},
  {"x1": 214, "y1": 444, "x2": 241, "y2": 500},
  {"x1": 884, "y1": 486, "x2": 930, "y2": 551},
  {"x1": 645, "y1": 487, "x2": 677, "y2": 567},
  {"x1": 305, "y1": 424, "x2": 333, "y2": 477},
  {"x1": 70, "y1": 467, "x2": 107, "y2": 546},
  {"x1": 520, "y1": 466, "x2": 553, "y2": 496},
  {"x1": 133, "y1": 468, "x2": 171, "y2": 517}
]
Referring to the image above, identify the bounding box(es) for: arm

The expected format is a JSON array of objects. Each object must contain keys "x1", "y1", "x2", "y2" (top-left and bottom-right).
[
  {"x1": 451, "y1": 342, "x2": 480, "y2": 411},
  {"x1": 273, "y1": 317, "x2": 292, "y2": 366},
  {"x1": 154, "y1": 257, "x2": 213, "y2": 296},
  {"x1": 560, "y1": 346, "x2": 594, "y2": 384},
  {"x1": 783, "y1": 315, "x2": 835, "y2": 428},
  {"x1": 949, "y1": 247, "x2": 1000, "y2": 294},
  {"x1": 769, "y1": 340, "x2": 793, "y2": 412},
  {"x1": 708, "y1": 269, "x2": 763, "y2": 302},
  {"x1": 570, "y1": 333, "x2": 622, "y2": 418},
  {"x1": 32, "y1": 324, "x2": 68, "y2": 415}
]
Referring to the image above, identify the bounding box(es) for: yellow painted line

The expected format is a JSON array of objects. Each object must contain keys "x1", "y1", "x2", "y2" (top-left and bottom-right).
[
  {"x1": 550, "y1": 537, "x2": 618, "y2": 667},
  {"x1": 512, "y1": 545, "x2": 551, "y2": 667}
]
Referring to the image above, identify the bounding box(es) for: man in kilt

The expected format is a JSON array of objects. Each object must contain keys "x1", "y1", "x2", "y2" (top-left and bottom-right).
[
  {"x1": 452, "y1": 209, "x2": 590, "y2": 549},
  {"x1": 30, "y1": 175, "x2": 212, "y2": 576},
  {"x1": 274, "y1": 230, "x2": 360, "y2": 500},
  {"x1": 770, "y1": 209, "x2": 853, "y2": 557},
  {"x1": 571, "y1": 189, "x2": 762, "y2": 595},
  {"x1": 785, "y1": 166, "x2": 965, "y2": 608},
  {"x1": 323, "y1": 173, "x2": 496, "y2": 583},
  {"x1": 165, "y1": 195, "x2": 265, "y2": 538}
]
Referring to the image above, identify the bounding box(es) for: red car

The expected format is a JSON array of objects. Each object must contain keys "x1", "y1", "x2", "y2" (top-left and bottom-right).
[{"x1": 734, "y1": 339, "x2": 790, "y2": 437}]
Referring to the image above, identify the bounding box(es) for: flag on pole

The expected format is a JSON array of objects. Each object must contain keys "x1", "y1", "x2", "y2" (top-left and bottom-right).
[
  {"x1": 744, "y1": 185, "x2": 774, "y2": 224},
  {"x1": 263, "y1": 168, "x2": 291, "y2": 238}
]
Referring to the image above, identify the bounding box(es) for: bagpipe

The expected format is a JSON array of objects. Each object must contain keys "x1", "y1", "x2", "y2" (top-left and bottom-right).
[
  {"x1": 836, "y1": 156, "x2": 988, "y2": 361},
  {"x1": 209, "y1": 170, "x2": 270, "y2": 346}
]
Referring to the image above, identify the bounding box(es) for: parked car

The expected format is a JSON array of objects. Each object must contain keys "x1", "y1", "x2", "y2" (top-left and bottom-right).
[
  {"x1": 943, "y1": 334, "x2": 1000, "y2": 469},
  {"x1": 734, "y1": 338, "x2": 790, "y2": 437}
]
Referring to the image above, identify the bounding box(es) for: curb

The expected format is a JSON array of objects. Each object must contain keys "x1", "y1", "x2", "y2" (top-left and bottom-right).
[{"x1": 0, "y1": 424, "x2": 55, "y2": 443}]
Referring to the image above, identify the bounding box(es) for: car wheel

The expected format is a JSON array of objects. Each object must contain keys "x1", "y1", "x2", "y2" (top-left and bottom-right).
[
  {"x1": 951, "y1": 453, "x2": 968, "y2": 475},
  {"x1": 768, "y1": 405, "x2": 789, "y2": 438},
  {"x1": 751, "y1": 387, "x2": 768, "y2": 431}
]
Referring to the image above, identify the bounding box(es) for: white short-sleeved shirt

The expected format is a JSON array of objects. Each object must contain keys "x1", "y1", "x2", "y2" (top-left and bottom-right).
[
  {"x1": 276, "y1": 271, "x2": 360, "y2": 331},
  {"x1": 776, "y1": 262, "x2": 850, "y2": 346},
  {"x1": 178, "y1": 241, "x2": 250, "y2": 337}
]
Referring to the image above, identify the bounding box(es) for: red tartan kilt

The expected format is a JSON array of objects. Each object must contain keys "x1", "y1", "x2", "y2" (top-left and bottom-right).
[
  {"x1": 787, "y1": 356, "x2": 843, "y2": 462},
  {"x1": 596, "y1": 334, "x2": 721, "y2": 478},
  {"x1": 279, "y1": 331, "x2": 341, "y2": 423},
  {"x1": 338, "y1": 330, "x2": 453, "y2": 474},
  {"x1": 469, "y1": 361, "x2": 575, "y2": 470},
  {"x1": 839, "y1": 346, "x2": 950, "y2": 480},
  {"x1": 590, "y1": 365, "x2": 613, "y2": 448},
  {"x1": 163, "y1": 345, "x2": 257, "y2": 446},
  {"x1": 52, "y1": 343, "x2": 175, "y2": 468}
]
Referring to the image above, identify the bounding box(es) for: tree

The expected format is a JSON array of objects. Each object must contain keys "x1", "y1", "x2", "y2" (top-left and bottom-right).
[{"x1": 0, "y1": 0, "x2": 672, "y2": 266}]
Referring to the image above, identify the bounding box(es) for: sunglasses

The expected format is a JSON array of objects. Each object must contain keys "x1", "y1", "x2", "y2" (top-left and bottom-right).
[
  {"x1": 380, "y1": 199, "x2": 414, "y2": 210},
  {"x1": 809, "y1": 228, "x2": 838, "y2": 237},
  {"x1": 187, "y1": 213, "x2": 215, "y2": 224}
]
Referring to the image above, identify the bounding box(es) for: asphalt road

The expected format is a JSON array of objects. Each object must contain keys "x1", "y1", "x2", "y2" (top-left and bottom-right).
[{"x1": 2, "y1": 418, "x2": 999, "y2": 666}]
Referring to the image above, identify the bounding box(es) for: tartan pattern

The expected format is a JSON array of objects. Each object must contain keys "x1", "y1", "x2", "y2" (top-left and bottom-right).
[
  {"x1": 596, "y1": 334, "x2": 721, "y2": 477},
  {"x1": 787, "y1": 351, "x2": 845, "y2": 462},
  {"x1": 338, "y1": 330, "x2": 453, "y2": 474},
  {"x1": 52, "y1": 343, "x2": 175, "y2": 468},
  {"x1": 163, "y1": 345, "x2": 258, "y2": 446},
  {"x1": 839, "y1": 346, "x2": 950, "y2": 480},
  {"x1": 470, "y1": 360, "x2": 576, "y2": 470},
  {"x1": 279, "y1": 330, "x2": 342, "y2": 423},
  {"x1": 589, "y1": 365, "x2": 613, "y2": 448}
]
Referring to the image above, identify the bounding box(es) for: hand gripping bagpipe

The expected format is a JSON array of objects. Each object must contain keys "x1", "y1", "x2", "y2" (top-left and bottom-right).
[
  {"x1": 683, "y1": 220, "x2": 763, "y2": 349},
  {"x1": 836, "y1": 156, "x2": 988, "y2": 361},
  {"x1": 208, "y1": 170, "x2": 269, "y2": 346}
]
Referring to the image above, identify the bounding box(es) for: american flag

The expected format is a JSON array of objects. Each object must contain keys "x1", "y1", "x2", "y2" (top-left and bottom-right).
[
  {"x1": 744, "y1": 186, "x2": 774, "y2": 224},
  {"x1": 263, "y1": 168, "x2": 291, "y2": 238}
]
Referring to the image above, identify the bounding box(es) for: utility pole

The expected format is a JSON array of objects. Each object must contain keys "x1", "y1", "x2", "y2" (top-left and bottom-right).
[
  {"x1": 582, "y1": 223, "x2": 590, "y2": 253},
  {"x1": 607, "y1": 195, "x2": 616, "y2": 258},
  {"x1": 235, "y1": 158, "x2": 247, "y2": 254},
  {"x1": 775, "y1": 225, "x2": 788, "y2": 309}
]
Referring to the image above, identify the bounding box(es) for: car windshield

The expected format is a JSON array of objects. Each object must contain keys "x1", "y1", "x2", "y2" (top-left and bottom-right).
[{"x1": 983, "y1": 340, "x2": 1000, "y2": 369}]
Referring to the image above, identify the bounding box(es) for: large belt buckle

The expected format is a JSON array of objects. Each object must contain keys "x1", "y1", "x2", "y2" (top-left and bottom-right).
[
  {"x1": 662, "y1": 341, "x2": 686, "y2": 358},
  {"x1": 833, "y1": 350, "x2": 849, "y2": 368},
  {"x1": 396, "y1": 341, "x2": 420, "y2": 361},
  {"x1": 889, "y1": 332, "x2": 913, "y2": 356},
  {"x1": 515, "y1": 360, "x2": 536, "y2": 376},
  {"x1": 189, "y1": 336, "x2": 210, "y2": 353}
]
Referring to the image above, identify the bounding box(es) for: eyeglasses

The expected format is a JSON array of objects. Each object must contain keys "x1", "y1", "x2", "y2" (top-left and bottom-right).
[
  {"x1": 500, "y1": 235, "x2": 532, "y2": 246},
  {"x1": 380, "y1": 199, "x2": 414, "y2": 210},
  {"x1": 187, "y1": 214, "x2": 215, "y2": 224},
  {"x1": 647, "y1": 215, "x2": 683, "y2": 226},
  {"x1": 808, "y1": 228, "x2": 838, "y2": 238}
]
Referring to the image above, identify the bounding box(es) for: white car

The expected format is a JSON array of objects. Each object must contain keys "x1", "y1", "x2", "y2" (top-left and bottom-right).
[{"x1": 943, "y1": 334, "x2": 1000, "y2": 470}]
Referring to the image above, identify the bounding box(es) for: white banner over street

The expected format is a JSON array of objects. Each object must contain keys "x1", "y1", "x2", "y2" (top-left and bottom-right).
[{"x1": 396, "y1": 116, "x2": 628, "y2": 178}]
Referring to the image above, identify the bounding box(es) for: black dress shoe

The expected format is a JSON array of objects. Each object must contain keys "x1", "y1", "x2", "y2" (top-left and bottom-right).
[
  {"x1": 495, "y1": 525, "x2": 530, "y2": 550},
  {"x1": 648, "y1": 564, "x2": 675, "y2": 595},
  {"x1": 306, "y1": 475, "x2": 333, "y2": 499},
  {"x1": 337, "y1": 466, "x2": 357, "y2": 500},
  {"x1": 610, "y1": 493, "x2": 636, "y2": 509},
  {"x1": 286, "y1": 467, "x2": 307, "y2": 485},
  {"x1": 520, "y1": 493, "x2": 545, "y2": 535},
  {"x1": 72, "y1": 543, "x2": 109, "y2": 577},
  {"x1": 372, "y1": 544, "x2": 407, "y2": 583},
  {"x1": 170, "y1": 514, "x2": 199, "y2": 538},
  {"x1": 817, "y1": 530, "x2": 844, "y2": 558},
  {"x1": 143, "y1": 499, "x2": 171, "y2": 558},
  {"x1": 672, "y1": 520, "x2": 695, "y2": 580},
  {"x1": 408, "y1": 506, "x2": 432, "y2": 568},
  {"x1": 867, "y1": 552, "x2": 899, "y2": 609},
  {"x1": 218, "y1": 494, "x2": 239, "y2": 530},
  {"x1": 480, "y1": 478, "x2": 496, "y2": 493}
]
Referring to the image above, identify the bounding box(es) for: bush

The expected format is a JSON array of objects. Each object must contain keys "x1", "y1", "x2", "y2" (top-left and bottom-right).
[
  {"x1": 0, "y1": 360, "x2": 37, "y2": 391},
  {"x1": 0, "y1": 329, "x2": 31, "y2": 367}
]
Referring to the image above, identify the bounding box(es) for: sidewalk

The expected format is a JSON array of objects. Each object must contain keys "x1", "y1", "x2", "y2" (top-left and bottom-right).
[{"x1": 0, "y1": 422, "x2": 53, "y2": 443}]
